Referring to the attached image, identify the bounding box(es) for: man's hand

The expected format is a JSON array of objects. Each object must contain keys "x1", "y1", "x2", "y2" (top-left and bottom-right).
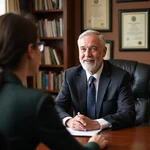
[
  {"x1": 77, "y1": 112, "x2": 101, "y2": 130},
  {"x1": 66, "y1": 112, "x2": 101, "y2": 131},
  {"x1": 66, "y1": 114, "x2": 86, "y2": 131}
]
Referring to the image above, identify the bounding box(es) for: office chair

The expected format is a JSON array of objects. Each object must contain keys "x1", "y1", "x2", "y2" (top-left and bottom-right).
[{"x1": 108, "y1": 59, "x2": 150, "y2": 125}]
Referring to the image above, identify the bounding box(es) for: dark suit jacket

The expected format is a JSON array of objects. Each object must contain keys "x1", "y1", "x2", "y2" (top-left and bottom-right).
[
  {"x1": 0, "y1": 72, "x2": 100, "y2": 150},
  {"x1": 55, "y1": 61, "x2": 136, "y2": 130},
  {"x1": 0, "y1": 132, "x2": 9, "y2": 150}
]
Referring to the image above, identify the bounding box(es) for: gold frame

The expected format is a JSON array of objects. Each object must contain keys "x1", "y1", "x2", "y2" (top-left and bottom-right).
[{"x1": 83, "y1": 0, "x2": 112, "y2": 31}]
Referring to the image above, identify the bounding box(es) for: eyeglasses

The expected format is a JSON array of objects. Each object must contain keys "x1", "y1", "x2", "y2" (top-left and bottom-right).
[{"x1": 32, "y1": 42, "x2": 45, "y2": 52}]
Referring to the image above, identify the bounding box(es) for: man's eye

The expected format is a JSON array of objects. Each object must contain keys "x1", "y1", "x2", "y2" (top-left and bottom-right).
[
  {"x1": 80, "y1": 48, "x2": 86, "y2": 51},
  {"x1": 91, "y1": 47, "x2": 97, "y2": 51}
]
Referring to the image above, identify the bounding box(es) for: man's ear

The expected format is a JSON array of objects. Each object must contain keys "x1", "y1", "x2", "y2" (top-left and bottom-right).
[
  {"x1": 26, "y1": 44, "x2": 35, "y2": 59},
  {"x1": 102, "y1": 46, "x2": 107, "y2": 58}
]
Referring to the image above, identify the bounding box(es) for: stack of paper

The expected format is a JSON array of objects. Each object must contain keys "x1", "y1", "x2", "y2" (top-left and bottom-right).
[{"x1": 66, "y1": 127, "x2": 101, "y2": 137}]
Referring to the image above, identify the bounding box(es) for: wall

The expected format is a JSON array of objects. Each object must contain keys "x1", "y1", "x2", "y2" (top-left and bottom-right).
[{"x1": 74, "y1": 0, "x2": 150, "y2": 65}]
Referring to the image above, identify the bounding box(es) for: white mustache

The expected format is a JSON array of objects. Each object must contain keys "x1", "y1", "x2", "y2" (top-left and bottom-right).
[{"x1": 83, "y1": 58, "x2": 95, "y2": 61}]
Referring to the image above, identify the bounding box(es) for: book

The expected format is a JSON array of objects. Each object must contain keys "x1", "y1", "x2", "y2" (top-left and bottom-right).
[
  {"x1": 44, "y1": 46, "x2": 52, "y2": 64},
  {"x1": 53, "y1": 49, "x2": 60, "y2": 65},
  {"x1": 49, "y1": 47, "x2": 57, "y2": 64}
]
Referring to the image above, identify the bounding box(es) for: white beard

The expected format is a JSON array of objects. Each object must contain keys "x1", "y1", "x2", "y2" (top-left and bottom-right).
[{"x1": 80, "y1": 58, "x2": 100, "y2": 72}]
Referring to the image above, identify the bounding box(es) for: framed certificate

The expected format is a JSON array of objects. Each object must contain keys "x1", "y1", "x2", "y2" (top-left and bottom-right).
[
  {"x1": 117, "y1": 0, "x2": 148, "y2": 2},
  {"x1": 82, "y1": 0, "x2": 112, "y2": 31},
  {"x1": 104, "y1": 40, "x2": 113, "y2": 60},
  {"x1": 119, "y1": 9, "x2": 150, "y2": 51}
]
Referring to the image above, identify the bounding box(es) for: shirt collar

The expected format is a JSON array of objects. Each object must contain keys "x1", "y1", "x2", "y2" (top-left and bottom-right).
[{"x1": 86, "y1": 62, "x2": 104, "y2": 82}]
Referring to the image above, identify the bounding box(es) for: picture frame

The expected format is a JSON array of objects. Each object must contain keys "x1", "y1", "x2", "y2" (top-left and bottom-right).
[
  {"x1": 118, "y1": 9, "x2": 150, "y2": 51},
  {"x1": 82, "y1": 0, "x2": 112, "y2": 31},
  {"x1": 104, "y1": 40, "x2": 113, "y2": 60},
  {"x1": 117, "y1": 0, "x2": 148, "y2": 2}
]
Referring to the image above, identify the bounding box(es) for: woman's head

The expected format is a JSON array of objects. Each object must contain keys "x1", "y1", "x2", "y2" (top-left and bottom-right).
[{"x1": 0, "y1": 13, "x2": 41, "y2": 75}]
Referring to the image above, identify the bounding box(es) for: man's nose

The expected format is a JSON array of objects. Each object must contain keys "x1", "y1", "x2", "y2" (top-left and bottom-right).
[{"x1": 85, "y1": 49, "x2": 92, "y2": 56}]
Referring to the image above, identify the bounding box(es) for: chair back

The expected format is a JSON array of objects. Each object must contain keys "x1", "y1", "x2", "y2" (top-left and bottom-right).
[{"x1": 108, "y1": 59, "x2": 150, "y2": 125}]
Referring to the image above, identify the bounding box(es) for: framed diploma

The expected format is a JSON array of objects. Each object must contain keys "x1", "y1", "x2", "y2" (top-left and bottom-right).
[
  {"x1": 117, "y1": 0, "x2": 148, "y2": 2},
  {"x1": 119, "y1": 9, "x2": 150, "y2": 51},
  {"x1": 82, "y1": 0, "x2": 112, "y2": 31},
  {"x1": 104, "y1": 40, "x2": 113, "y2": 60}
]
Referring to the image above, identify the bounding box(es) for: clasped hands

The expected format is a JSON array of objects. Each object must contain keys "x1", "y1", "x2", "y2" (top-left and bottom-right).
[{"x1": 66, "y1": 112, "x2": 101, "y2": 131}]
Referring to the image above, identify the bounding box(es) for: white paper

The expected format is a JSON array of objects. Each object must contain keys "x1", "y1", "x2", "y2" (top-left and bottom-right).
[{"x1": 66, "y1": 127, "x2": 101, "y2": 137}]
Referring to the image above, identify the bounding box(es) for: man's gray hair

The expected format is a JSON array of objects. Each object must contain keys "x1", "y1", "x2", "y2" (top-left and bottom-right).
[{"x1": 77, "y1": 30, "x2": 106, "y2": 48}]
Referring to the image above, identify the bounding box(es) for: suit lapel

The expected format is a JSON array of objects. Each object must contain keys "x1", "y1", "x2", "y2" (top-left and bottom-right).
[
  {"x1": 76, "y1": 69, "x2": 87, "y2": 115},
  {"x1": 96, "y1": 61, "x2": 111, "y2": 118}
]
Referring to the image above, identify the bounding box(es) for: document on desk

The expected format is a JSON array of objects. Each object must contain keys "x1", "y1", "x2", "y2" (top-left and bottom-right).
[{"x1": 66, "y1": 127, "x2": 101, "y2": 136}]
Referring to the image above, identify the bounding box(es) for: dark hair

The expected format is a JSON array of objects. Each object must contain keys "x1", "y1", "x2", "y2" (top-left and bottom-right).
[
  {"x1": 21, "y1": 11, "x2": 37, "y2": 24},
  {"x1": 0, "y1": 13, "x2": 38, "y2": 85}
]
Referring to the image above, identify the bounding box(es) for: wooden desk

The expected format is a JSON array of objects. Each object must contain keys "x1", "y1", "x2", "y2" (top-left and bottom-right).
[
  {"x1": 75, "y1": 126, "x2": 150, "y2": 150},
  {"x1": 36, "y1": 126, "x2": 150, "y2": 150}
]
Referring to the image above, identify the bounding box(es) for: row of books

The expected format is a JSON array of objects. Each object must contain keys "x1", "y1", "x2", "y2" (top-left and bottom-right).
[
  {"x1": 33, "y1": 0, "x2": 63, "y2": 10},
  {"x1": 37, "y1": 18, "x2": 63, "y2": 37},
  {"x1": 43, "y1": 46, "x2": 63, "y2": 65},
  {"x1": 36, "y1": 71, "x2": 64, "y2": 90}
]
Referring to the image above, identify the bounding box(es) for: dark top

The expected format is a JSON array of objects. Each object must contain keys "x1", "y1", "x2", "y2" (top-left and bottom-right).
[{"x1": 0, "y1": 72, "x2": 100, "y2": 150}]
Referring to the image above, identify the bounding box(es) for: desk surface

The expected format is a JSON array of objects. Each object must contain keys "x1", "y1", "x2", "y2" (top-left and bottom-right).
[{"x1": 36, "y1": 126, "x2": 150, "y2": 150}]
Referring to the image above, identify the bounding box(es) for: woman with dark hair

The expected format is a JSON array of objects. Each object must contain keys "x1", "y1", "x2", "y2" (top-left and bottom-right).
[{"x1": 0, "y1": 13, "x2": 108, "y2": 150}]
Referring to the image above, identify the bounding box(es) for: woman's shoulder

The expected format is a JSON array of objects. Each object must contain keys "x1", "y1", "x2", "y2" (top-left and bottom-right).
[
  {"x1": 23, "y1": 87, "x2": 53, "y2": 100},
  {"x1": 16, "y1": 86, "x2": 54, "y2": 107}
]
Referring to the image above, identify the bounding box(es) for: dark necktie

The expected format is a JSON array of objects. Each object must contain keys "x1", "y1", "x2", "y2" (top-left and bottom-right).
[{"x1": 87, "y1": 76, "x2": 96, "y2": 119}]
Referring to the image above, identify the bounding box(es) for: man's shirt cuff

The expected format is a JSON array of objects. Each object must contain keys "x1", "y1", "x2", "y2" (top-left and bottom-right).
[
  {"x1": 95, "y1": 118, "x2": 112, "y2": 130},
  {"x1": 62, "y1": 116, "x2": 72, "y2": 126}
]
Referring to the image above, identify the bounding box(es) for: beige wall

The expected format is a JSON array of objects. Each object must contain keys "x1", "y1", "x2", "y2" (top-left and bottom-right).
[{"x1": 74, "y1": 0, "x2": 150, "y2": 65}]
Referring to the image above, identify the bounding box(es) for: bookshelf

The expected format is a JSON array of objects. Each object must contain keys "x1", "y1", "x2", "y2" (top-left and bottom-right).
[{"x1": 27, "y1": 0, "x2": 75, "y2": 97}]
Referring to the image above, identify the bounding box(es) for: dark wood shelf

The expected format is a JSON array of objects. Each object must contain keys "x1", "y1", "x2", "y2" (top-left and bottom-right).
[
  {"x1": 40, "y1": 64, "x2": 64, "y2": 69},
  {"x1": 27, "y1": 0, "x2": 75, "y2": 95},
  {"x1": 45, "y1": 89, "x2": 59, "y2": 94},
  {"x1": 36, "y1": 89, "x2": 59, "y2": 94},
  {"x1": 33, "y1": 9, "x2": 63, "y2": 13},
  {"x1": 40, "y1": 37, "x2": 63, "y2": 40}
]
